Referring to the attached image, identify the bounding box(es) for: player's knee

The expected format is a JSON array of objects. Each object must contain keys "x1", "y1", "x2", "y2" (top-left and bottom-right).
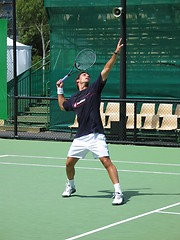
[
  {"x1": 66, "y1": 157, "x2": 77, "y2": 168},
  {"x1": 66, "y1": 161, "x2": 73, "y2": 168},
  {"x1": 100, "y1": 157, "x2": 112, "y2": 169}
]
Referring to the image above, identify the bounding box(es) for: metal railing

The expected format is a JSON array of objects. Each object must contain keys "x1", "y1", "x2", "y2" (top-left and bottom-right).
[
  {"x1": 1, "y1": 96, "x2": 180, "y2": 147},
  {"x1": 7, "y1": 55, "x2": 50, "y2": 122}
]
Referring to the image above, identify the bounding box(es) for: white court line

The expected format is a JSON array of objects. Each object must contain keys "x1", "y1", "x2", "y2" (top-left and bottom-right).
[
  {"x1": 158, "y1": 211, "x2": 180, "y2": 215},
  {"x1": 0, "y1": 161, "x2": 65, "y2": 169},
  {"x1": 116, "y1": 160, "x2": 180, "y2": 167},
  {"x1": 65, "y1": 202, "x2": 180, "y2": 240},
  {"x1": 0, "y1": 161, "x2": 180, "y2": 176},
  {"x1": 8, "y1": 154, "x2": 65, "y2": 160},
  {"x1": 5, "y1": 154, "x2": 180, "y2": 167},
  {"x1": 116, "y1": 169, "x2": 180, "y2": 176},
  {"x1": 0, "y1": 155, "x2": 8, "y2": 158}
]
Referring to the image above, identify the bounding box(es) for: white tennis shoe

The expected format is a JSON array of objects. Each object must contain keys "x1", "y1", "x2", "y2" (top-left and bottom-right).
[
  {"x1": 112, "y1": 192, "x2": 124, "y2": 205},
  {"x1": 62, "y1": 183, "x2": 76, "y2": 197}
]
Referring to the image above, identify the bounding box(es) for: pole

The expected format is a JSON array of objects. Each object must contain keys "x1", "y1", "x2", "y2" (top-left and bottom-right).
[
  {"x1": 13, "y1": 0, "x2": 18, "y2": 138},
  {"x1": 119, "y1": 0, "x2": 126, "y2": 141}
]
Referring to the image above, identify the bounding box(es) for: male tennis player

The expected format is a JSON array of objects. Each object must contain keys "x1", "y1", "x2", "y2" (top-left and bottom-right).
[{"x1": 57, "y1": 38, "x2": 124, "y2": 205}]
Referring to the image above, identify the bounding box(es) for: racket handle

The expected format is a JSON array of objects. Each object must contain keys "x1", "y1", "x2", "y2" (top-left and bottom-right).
[{"x1": 62, "y1": 75, "x2": 69, "y2": 82}]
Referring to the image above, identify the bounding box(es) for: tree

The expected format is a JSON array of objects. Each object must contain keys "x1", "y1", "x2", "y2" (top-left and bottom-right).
[{"x1": 16, "y1": 0, "x2": 50, "y2": 66}]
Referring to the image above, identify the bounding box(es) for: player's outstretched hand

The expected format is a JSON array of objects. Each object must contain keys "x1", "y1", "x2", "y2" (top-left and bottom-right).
[{"x1": 115, "y1": 38, "x2": 123, "y2": 54}]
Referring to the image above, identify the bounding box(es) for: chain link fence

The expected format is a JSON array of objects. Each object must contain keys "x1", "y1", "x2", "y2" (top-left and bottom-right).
[{"x1": 0, "y1": 96, "x2": 179, "y2": 147}]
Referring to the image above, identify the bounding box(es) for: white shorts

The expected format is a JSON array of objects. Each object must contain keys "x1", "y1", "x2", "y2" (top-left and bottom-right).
[{"x1": 68, "y1": 133, "x2": 109, "y2": 159}]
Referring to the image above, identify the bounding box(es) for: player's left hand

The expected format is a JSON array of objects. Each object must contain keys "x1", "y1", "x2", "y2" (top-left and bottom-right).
[{"x1": 115, "y1": 38, "x2": 123, "y2": 54}]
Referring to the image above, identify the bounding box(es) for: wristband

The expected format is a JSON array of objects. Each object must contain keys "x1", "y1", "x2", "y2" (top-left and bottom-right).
[
  {"x1": 57, "y1": 87, "x2": 64, "y2": 95},
  {"x1": 114, "y1": 51, "x2": 118, "y2": 55}
]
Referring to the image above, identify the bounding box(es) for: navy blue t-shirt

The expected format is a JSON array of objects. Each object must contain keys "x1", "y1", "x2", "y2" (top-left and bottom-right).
[{"x1": 63, "y1": 74, "x2": 106, "y2": 138}]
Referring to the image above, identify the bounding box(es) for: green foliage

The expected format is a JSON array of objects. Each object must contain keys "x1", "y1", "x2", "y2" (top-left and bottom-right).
[
  {"x1": 31, "y1": 55, "x2": 42, "y2": 69},
  {"x1": 16, "y1": 0, "x2": 49, "y2": 60}
]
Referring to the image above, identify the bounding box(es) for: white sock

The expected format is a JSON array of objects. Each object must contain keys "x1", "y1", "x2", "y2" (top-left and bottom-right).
[
  {"x1": 114, "y1": 183, "x2": 122, "y2": 194},
  {"x1": 68, "y1": 179, "x2": 75, "y2": 188}
]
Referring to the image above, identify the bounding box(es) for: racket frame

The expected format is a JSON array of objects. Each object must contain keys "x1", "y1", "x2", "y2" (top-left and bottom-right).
[{"x1": 61, "y1": 48, "x2": 96, "y2": 82}]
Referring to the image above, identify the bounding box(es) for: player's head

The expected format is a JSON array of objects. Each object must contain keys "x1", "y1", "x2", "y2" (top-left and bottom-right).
[{"x1": 75, "y1": 71, "x2": 90, "y2": 90}]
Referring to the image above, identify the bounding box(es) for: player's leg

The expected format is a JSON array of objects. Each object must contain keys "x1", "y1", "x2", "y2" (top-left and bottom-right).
[
  {"x1": 99, "y1": 156, "x2": 119, "y2": 184},
  {"x1": 99, "y1": 156, "x2": 124, "y2": 205},
  {"x1": 62, "y1": 136, "x2": 88, "y2": 197},
  {"x1": 62, "y1": 157, "x2": 79, "y2": 197},
  {"x1": 66, "y1": 156, "x2": 79, "y2": 180},
  {"x1": 88, "y1": 133, "x2": 124, "y2": 204}
]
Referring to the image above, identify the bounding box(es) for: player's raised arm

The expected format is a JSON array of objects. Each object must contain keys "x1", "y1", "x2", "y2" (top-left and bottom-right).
[
  {"x1": 101, "y1": 38, "x2": 123, "y2": 81},
  {"x1": 57, "y1": 79, "x2": 66, "y2": 111}
]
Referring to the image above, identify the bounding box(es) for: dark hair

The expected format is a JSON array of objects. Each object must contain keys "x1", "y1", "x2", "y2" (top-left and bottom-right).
[{"x1": 75, "y1": 71, "x2": 90, "y2": 90}]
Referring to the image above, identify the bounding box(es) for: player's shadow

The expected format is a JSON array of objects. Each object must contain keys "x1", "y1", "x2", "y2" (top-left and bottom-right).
[
  {"x1": 74, "y1": 189, "x2": 146, "y2": 203},
  {"x1": 74, "y1": 188, "x2": 180, "y2": 204}
]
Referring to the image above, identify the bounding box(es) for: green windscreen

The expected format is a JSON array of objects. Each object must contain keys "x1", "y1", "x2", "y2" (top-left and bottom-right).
[
  {"x1": 0, "y1": 19, "x2": 8, "y2": 120},
  {"x1": 45, "y1": 0, "x2": 180, "y2": 129}
]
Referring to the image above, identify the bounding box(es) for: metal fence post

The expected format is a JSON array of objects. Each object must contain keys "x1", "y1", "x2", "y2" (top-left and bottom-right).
[
  {"x1": 13, "y1": 0, "x2": 18, "y2": 138},
  {"x1": 119, "y1": 0, "x2": 126, "y2": 141}
]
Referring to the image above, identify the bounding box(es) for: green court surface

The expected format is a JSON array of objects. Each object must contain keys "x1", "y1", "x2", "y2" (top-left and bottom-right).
[{"x1": 0, "y1": 138, "x2": 179, "y2": 240}]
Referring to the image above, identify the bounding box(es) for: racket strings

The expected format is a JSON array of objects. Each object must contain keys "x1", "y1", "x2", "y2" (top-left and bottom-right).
[{"x1": 75, "y1": 50, "x2": 96, "y2": 71}]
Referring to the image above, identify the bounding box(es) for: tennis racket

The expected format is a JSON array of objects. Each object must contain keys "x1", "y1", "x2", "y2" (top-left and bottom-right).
[{"x1": 61, "y1": 48, "x2": 96, "y2": 82}]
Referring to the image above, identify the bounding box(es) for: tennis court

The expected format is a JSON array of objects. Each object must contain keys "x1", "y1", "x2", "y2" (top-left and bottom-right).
[{"x1": 0, "y1": 138, "x2": 179, "y2": 240}]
